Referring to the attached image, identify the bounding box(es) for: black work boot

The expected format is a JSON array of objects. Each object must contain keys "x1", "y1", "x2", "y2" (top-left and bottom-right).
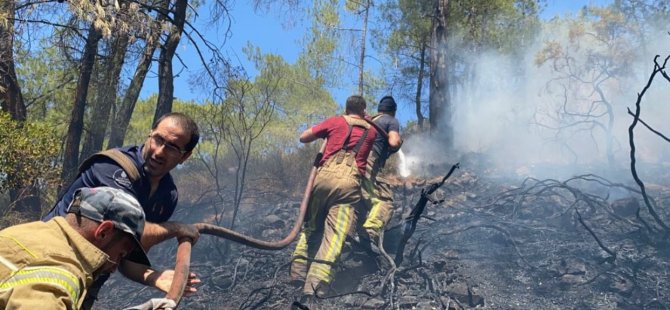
[
  {"x1": 291, "y1": 293, "x2": 317, "y2": 310},
  {"x1": 314, "y1": 281, "x2": 333, "y2": 298},
  {"x1": 289, "y1": 278, "x2": 305, "y2": 288}
]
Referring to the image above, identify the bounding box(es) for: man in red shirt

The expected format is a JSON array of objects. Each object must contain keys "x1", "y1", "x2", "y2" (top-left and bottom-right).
[{"x1": 290, "y1": 95, "x2": 377, "y2": 298}]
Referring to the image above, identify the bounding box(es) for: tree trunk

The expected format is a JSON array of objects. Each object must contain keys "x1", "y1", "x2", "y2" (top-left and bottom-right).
[
  {"x1": 0, "y1": 0, "x2": 26, "y2": 122},
  {"x1": 0, "y1": 1, "x2": 42, "y2": 215},
  {"x1": 60, "y1": 25, "x2": 102, "y2": 187},
  {"x1": 229, "y1": 146, "x2": 250, "y2": 232},
  {"x1": 357, "y1": 0, "x2": 370, "y2": 95},
  {"x1": 108, "y1": 28, "x2": 159, "y2": 148},
  {"x1": 429, "y1": 0, "x2": 452, "y2": 147},
  {"x1": 154, "y1": 0, "x2": 188, "y2": 124},
  {"x1": 416, "y1": 38, "x2": 428, "y2": 130},
  {"x1": 81, "y1": 34, "x2": 129, "y2": 158}
]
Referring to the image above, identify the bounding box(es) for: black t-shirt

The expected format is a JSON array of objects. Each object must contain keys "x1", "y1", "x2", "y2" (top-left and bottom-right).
[{"x1": 371, "y1": 113, "x2": 400, "y2": 163}]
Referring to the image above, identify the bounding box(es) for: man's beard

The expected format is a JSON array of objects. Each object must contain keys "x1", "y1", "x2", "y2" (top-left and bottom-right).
[{"x1": 143, "y1": 164, "x2": 160, "y2": 177}]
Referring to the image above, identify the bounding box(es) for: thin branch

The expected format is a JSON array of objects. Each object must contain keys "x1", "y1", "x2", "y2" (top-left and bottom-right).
[
  {"x1": 627, "y1": 55, "x2": 670, "y2": 233},
  {"x1": 575, "y1": 208, "x2": 617, "y2": 259},
  {"x1": 10, "y1": 17, "x2": 79, "y2": 32},
  {"x1": 627, "y1": 108, "x2": 670, "y2": 143}
]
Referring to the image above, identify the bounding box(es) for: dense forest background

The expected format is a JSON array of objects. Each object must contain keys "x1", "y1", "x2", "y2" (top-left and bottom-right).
[{"x1": 2, "y1": 0, "x2": 670, "y2": 308}]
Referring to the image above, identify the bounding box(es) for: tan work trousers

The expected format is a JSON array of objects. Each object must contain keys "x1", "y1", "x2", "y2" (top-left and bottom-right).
[
  {"x1": 291, "y1": 159, "x2": 362, "y2": 295},
  {"x1": 361, "y1": 153, "x2": 394, "y2": 241}
]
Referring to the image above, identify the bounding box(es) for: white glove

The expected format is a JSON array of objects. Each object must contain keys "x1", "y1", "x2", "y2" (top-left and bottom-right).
[{"x1": 124, "y1": 298, "x2": 177, "y2": 310}]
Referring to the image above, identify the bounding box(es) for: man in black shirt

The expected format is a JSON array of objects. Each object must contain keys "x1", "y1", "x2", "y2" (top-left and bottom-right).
[{"x1": 361, "y1": 96, "x2": 402, "y2": 245}]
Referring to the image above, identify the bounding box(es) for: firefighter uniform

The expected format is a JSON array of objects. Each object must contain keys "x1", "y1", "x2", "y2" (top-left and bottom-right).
[
  {"x1": 361, "y1": 150, "x2": 396, "y2": 240},
  {"x1": 291, "y1": 115, "x2": 376, "y2": 296},
  {"x1": 0, "y1": 217, "x2": 108, "y2": 310}
]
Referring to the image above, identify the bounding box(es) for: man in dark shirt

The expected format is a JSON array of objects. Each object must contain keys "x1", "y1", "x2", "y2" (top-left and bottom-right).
[
  {"x1": 44, "y1": 112, "x2": 200, "y2": 309},
  {"x1": 361, "y1": 96, "x2": 402, "y2": 245}
]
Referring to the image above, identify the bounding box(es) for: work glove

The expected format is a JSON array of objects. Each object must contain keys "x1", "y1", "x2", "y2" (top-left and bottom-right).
[{"x1": 123, "y1": 298, "x2": 177, "y2": 310}]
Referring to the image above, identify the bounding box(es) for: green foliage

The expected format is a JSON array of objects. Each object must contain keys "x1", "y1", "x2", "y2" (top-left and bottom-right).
[
  {"x1": 448, "y1": 0, "x2": 540, "y2": 54},
  {"x1": 372, "y1": 0, "x2": 433, "y2": 125},
  {"x1": 15, "y1": 44, "x2": 77, "y2": 128},
  {"x1": 374, "y1": 0, "x2": 541, "y2": 130},
  {"x1": 376, "y1": 0, "x2": 432, "y2": 56},
  {"x1": 0, "y1": 112, "x2": 61, "y2": 193},
  {"x1": 244, "y1": 43, "x2": 337, "y2": 153},
  {"x1": 299, "y1": 0, "x2": 343, "y2": 88}
]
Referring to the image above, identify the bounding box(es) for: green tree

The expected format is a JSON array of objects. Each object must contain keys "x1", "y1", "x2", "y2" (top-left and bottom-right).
[
  {"x1": 80, "y1": 32, "x2": 130, "y2": 160},
  {"x1": 376, "y1": 0, "x2": 540, "y2": 141},
  {"x1": 344, "y1": 0, "x2": 372, "y2": 94},
  {"x1": 374, "y1": 0, "x2": 432, "y2": 129},
  {"x1": 60, "y1": 24, "x2": 102, "y2": 186},
  {"x1": 0, "y1": 112, "x2": 60, "y2": 218},
  {"x1": 154, "y1": 0, "x2": 189, "y2": 124},
  {"x1": 0, "y1": 0, "x2": 25, "y2": 122},
  {"x1": 108, "y1": 22, "x2": 162, "y2": 148}
]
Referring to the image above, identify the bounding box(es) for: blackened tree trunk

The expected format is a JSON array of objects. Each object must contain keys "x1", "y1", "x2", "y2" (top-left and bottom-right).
[
  {"x1": 0, "y1": 0, "x2": 25, "y2": 122},
  {"x1": 61, "y1": 25, "x2": 102, "y2": 187},
  {"x1": 81, "y1": 34, "x2": 129, "y2": 159},
  {"x1": 154, "y1": 0, "x2": 188, "y2": 124},
  {"x1": 108, "y1": 28, "x2": 160, "y2": 148},
  {"x1": 429, "y1": 0, "x2": 452, "y2": 147}
]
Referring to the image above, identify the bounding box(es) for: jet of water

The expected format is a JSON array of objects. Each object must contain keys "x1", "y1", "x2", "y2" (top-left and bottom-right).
[{"x1": 398, "y1": 149, "x2": 411, "y2": 177}]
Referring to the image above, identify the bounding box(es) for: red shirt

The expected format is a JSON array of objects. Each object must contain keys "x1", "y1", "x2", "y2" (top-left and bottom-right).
[{"x1": 311, "y1": 115, "x2": 377, "y2": 174}]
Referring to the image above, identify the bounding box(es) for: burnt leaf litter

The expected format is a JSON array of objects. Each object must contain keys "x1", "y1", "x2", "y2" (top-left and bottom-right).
[{"x1": 97, "y1": 157, "x2": 670, "y2": 310}]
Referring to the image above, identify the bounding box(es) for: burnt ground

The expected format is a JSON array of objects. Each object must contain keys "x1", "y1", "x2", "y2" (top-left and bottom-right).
[{"x1": 96, "y1": 160, "x2": 670, "y2": 310}]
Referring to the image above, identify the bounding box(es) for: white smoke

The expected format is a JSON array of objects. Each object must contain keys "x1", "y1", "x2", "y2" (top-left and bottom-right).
[{"x1": 438, "y1": 17, "x2": 670, "y2": 179}]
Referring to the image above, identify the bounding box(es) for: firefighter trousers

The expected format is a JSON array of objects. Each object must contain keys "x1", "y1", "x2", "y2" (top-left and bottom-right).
[
  {"x1": 290, "y1": 162, "x2": 362, "y2": 295},
  {"x1": 361, "y1": 176, "x2": 394, "y2": 242}
]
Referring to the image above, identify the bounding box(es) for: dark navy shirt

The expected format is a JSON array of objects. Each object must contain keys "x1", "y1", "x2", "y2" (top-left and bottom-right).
[
  {"x1": 43, "y1": 145, "x2": 178, "y2": 223},
  {"x1": 371, "y1": 114, "x2": 401, "y2": 167}
]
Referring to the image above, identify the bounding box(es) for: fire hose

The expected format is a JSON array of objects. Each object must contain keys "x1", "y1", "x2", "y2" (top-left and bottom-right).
[
  {"x1": 165, "y1": 117, "x2": 390, "y2": 307},
  {"x1": 164, "y1": 140, "x2": 324, "y2": 306}
]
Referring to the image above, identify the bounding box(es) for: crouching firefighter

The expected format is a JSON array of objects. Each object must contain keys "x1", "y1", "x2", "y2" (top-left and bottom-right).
[
  {"x1": 290, "y1": 95, "x2": 378, "y2": 298},
  {"x1": 0, "y1": 187, "x2": 150, "y2": 310}
]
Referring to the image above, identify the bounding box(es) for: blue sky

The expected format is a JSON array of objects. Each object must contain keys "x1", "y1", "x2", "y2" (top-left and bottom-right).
[{"x1": 141, "y1": 0, "x2": 612, "y2": 124}]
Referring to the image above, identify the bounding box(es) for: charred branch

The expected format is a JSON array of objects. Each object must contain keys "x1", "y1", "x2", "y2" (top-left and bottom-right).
[
  {"x1": 627, "y1": 55, "x2": 670, "y2": 233},
  {"x1": 626, "y1": 108, "x2": 670, "y2": 143},
  {"x1": 575, "y1": 208, "x2": 617, "y2": 260}
]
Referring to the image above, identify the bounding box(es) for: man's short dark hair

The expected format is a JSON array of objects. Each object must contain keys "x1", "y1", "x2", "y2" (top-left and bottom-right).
[
  {"x1": 153, "y1": 112, "x2": 200, "y2": 152},
  {"x1": 345, "y1": 95, "x2": 366, "y2": 116}
]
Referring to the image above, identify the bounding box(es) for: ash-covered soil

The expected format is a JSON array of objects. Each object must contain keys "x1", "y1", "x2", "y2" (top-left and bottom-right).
[{"x1": 96, "y1": 161, "x2": 670, "y2": 310}]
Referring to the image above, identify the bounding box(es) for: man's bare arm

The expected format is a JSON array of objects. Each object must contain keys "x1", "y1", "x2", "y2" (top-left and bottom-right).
[
  {"x1": 299, "y1": 128, "x2": 318, "y2": 143},
  {"x1": 388, "y1": 130, "x2": 402, "y2": 150},
  {"x1": 119, "y1": 260, "x2": 199, "y2": 295},
  {"x1": 141, "y1": 221, "x2": 199, "y2": 250},
  {"x1": 119, "y1": 260, "x2": 153, "y2": 285}
]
